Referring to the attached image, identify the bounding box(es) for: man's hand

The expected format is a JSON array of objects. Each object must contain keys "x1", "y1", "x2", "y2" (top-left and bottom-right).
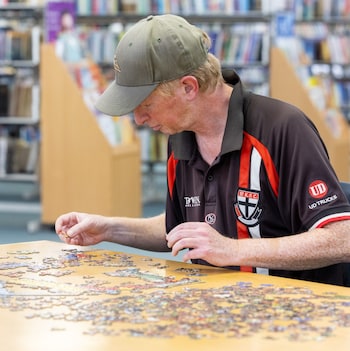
[{"x1": 166, "y1": 222, "x2": 235, "y2": 266}]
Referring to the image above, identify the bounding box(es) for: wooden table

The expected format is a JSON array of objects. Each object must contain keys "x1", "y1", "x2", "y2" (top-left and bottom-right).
[{"x1": 0, "y1": 240, "x2": 349, "y2": 351}]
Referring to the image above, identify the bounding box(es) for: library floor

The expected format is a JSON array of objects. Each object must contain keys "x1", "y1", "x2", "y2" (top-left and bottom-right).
[{"x1": 0, "y1": 176, "x2": 183, "y2": 261}]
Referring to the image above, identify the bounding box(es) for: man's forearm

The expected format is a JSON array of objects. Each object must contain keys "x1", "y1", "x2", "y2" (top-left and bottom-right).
[
  {"x1": 236, "y1": 221, "x2": 350, "y2": 270},
  {"x1": 106, "y1": 213, "x2": 169, "y2": 252}
]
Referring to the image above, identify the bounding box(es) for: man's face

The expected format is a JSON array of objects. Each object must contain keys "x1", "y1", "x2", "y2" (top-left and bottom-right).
[{"x1": 133, "y1": 84, "x2": 191, "y2": 135}]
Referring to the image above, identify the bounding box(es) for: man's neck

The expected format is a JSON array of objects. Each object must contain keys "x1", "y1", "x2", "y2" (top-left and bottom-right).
[{"x1": 193, "y1": 84, "x2": 233, "y2": 165}]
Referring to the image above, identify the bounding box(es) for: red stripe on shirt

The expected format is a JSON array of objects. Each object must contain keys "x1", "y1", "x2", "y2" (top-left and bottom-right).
[
  {"x1": 167, "y1": 152, "x2": 178, "y2": 199},
  {"x1": 238, "y1": 134, "x2": 254, "y2": 272},
  {"x1": 244, "y1": 132, "x2": 279, "y2": 197},
  {"x1": 314, "y1": 214, "x2": 350, "y2": 228}
]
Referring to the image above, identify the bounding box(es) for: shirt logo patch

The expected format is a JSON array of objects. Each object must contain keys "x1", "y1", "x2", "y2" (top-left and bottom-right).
[
  {"x1": 308, "y1": 180, "x2": 328, "y2": 199},
  {"x1": 205, "y1": 213, "x2": 216, "y2": 225},
  {"x1": 184, "y1": 196, "x2": 201, "y2": 208},
  {"x1": 234, "y1": 188, "x2": 262, "y2": 226}
]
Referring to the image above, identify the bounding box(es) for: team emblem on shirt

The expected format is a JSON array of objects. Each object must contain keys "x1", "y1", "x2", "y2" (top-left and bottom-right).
[{"x1": 234, "y1": 188, "x2": 262, "y2": 226}]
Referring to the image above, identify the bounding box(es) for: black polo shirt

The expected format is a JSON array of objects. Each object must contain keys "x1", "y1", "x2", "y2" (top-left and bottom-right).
[{"x1": 166, "y1": 70, "x2": 350, "y2": 286}]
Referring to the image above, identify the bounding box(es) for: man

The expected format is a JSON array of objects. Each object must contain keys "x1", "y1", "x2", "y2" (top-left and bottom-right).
[{"x1": 55, "y1": 14, "x2": 350, "y2": 286}]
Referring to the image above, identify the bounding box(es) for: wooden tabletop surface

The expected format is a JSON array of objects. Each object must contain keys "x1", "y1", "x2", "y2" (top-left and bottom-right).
[{"x1": 0, "y1": 240, "x2": 349, "y2": 351}]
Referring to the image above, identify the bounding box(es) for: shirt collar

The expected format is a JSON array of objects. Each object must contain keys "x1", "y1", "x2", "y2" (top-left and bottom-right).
[{"x1": 169, "y1": 70, "x2": 245, "y2": 160}]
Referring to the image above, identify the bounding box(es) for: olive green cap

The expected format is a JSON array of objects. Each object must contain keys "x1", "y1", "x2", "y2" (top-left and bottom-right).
[{"x1": 95, "y1": 14, "x2": 208, "y2": 116}]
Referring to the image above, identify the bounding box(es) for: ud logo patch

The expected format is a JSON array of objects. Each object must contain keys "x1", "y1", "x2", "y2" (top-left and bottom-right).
[{"x1": 234, "y1": 188, "x2": 262, "y2": 226}]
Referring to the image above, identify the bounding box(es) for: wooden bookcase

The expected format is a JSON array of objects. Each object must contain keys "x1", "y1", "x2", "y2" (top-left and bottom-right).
[
  {"x1": 40, "y1": 44, "x2": 141, "y2": 224},
  {"x1": 269, "y1": 47, "x2": 350, "y2": 182}
]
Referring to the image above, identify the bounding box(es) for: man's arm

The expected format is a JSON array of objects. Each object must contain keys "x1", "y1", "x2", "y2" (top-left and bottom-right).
[
  {"x1": 235, "y1": 220, "x2": 350, "y2": 270},
  {"x1": 56, "y1": 212, "x2": 169, "y2": 252},
  {"x1": 167, "y1": 220, "x2": 350, "y2": 270},
  {"x1": 105, "y1": 213, "x2": 169, "y2": 251}
]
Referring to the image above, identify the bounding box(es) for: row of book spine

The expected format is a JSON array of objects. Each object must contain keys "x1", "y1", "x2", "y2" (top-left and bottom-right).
[
  {"x1": 299, "y1": 36, "x2": 350, "y2": 65},
  {"x1": 294, "y1": 0, "x2": 350, "y2": 20},
  {"x1": 0, "y1": 0, "x2": 292, "y2": 14},
  {"x1": 79, "y1": 22, "x2": 269, "y2": 65},
  {"x1": 74, "y1": 0, "x2": 350, "y2": 17},
  {"x1": 0, "y1": 20, "x2": 40, "y2": 120},
  {"x1": 209, "y1": 23, "x2": 270, "y2": 65},
  {"x1": 75, "y1": 0, "x2": 276, "y2": 15},
  {"x1": 6, "y1": 0, "x2": 350, "y2": 18},
  {"x1": 2, "y1": 0, "x2": 348, "y2": 18},
  {"x1": 293, "y1": 24, "x2": 350, "y2": 64}
]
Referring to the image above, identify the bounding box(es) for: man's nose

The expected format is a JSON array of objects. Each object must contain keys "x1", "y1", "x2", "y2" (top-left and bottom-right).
[{"x1": 133, "y1": 109, "x2": 148, "y2": 126}]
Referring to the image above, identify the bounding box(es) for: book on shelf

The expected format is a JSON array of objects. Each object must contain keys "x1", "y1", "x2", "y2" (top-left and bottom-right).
[
  {"x1": 9, "y1": 30, "x2": 32, "y2": 61},
  {"x1": 332, "y1": 81, "x2": 350, "y2": 112},
  {"x1": 7, "y1": 70, "x2": 35, "y2": 118},
  {"x1": 0, "y1": 25, "x2": 40, "y2": 63},
  {"x1": 76, "y1": 0, "x2": 119, "y2": 15},
  {"x1": 137, "y1": 128, "x2": 167, "y2": 162},
  {"x1": 0, "y1": 134, "x2": 8, "y2": 177},
  {"x1": 0, "y1": 27, "x2": 11, "y2": 61},
  {"x1": 0, "y1": 84, "x2": 9, "y2": 117},
  {"x1": 19, "y1": 125, "x2": 40, "y2": 173},
  {"x1": 30, "y1": 26, "x2": 41, "y2": 64},
  {"x1": 0, "y1": 70, "x2": 14, "y2": 117},
  {"x1": 7, "y1": 138, "x2": 30, "y2": 174},
  {"x1": 1, "y1": 28, "x2": 28, "y2": 61},
  {"x1": 0, "y1": 125, "x2": 39, "y2": 175}
]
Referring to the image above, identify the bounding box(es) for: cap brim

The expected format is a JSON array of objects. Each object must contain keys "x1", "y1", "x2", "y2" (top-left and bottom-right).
[{"x1": 95, "y1": 80, "x2": 158, "y2": 116}]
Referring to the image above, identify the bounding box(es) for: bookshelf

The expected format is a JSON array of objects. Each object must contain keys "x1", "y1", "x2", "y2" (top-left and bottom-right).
[
  {"x1": 270, "y1": 47, "x2": 350, "y2": 182},
  {"x1": 277, "y1": 1, "x2": 350, "y2": 122},
  {"x1": 268, "y1": 1, "x2": 350, "y2": 181},
  {"x1": 302, "y1": 20, "x2": 350, "y2": 121},
  {"x1": 0, "y1": 2, "x2": 43, "y2": 19},
  {"x1": 0, "y1": 4, "x2": 41, "y2": 186},
  {"x1": 40, "y1": 44, "x2": 141, "y2": 224}
]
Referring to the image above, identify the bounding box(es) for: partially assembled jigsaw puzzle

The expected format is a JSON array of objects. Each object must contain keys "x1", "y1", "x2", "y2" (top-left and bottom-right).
[{"x1": 1, "y1": 241, "x2": 350, "y2": 350}]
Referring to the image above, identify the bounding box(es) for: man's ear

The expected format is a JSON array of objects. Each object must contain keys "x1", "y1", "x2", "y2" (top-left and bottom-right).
[
  {"x1": 180, "y1": 76, "x2": 199, "y2": 97},
  {"x1": 185, "y1": 84, "x2": 192, "y2": 93}
]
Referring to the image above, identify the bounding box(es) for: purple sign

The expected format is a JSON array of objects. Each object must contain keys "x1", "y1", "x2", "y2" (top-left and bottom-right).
[{"x1": 44, "y1": 1, "x2": 77, "y2": 43}]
